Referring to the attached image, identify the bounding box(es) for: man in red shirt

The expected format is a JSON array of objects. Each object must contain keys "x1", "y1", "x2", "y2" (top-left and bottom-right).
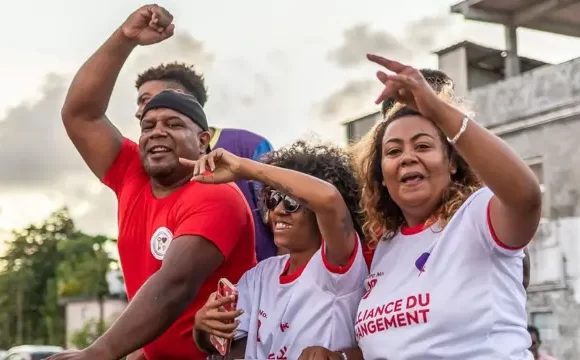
[{"x1": 47, "y1": 5, "x2": 256, "y2": 360}]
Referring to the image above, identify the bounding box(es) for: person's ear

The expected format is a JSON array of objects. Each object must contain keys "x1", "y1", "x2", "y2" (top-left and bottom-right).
[{"x1": 199, "y1": 131, "x2": 211, "y2": 154}]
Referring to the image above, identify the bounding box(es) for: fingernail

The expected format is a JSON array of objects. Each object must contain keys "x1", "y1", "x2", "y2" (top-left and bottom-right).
[{"x1": 239, "y1": 309, "x2": 244, "y2": 314}]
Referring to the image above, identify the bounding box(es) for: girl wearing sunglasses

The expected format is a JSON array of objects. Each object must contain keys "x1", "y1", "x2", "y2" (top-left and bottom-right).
[{"x1": 181, "y1": 141, "x2": 368, "y2": 359}]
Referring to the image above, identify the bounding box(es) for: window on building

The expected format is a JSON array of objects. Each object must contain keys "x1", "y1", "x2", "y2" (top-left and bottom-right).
[
  {"x1": 528, "y1": 160, "x2": 548, "y2": 218},
  {"x1": 346, "y1": 122, "x2": 356, "y2": 143},
  {"x1": 529, "y1": 162, "x2": 544, "y2": 191},
  {"x1": 530, "y1": 311, "x2": 557, "y2": 341}
]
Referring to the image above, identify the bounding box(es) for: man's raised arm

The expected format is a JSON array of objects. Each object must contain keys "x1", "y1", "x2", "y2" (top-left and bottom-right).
[{"x1": 61, "y1": 4, "x2": 175, "y2": 180}]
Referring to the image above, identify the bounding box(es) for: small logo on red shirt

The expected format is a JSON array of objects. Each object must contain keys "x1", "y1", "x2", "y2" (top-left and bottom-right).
[{"x1": 150, "y1": 227, "x2": 173, "y2": 260}]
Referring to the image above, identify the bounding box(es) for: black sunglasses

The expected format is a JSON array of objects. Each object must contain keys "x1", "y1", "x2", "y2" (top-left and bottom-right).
[{"x1": 265, "y1": 190, "x2": 301, "y2": 213}]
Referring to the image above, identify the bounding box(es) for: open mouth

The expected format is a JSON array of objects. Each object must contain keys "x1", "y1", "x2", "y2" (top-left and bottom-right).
[
  {"x1": 149, "y1": 145, "x2": 172, "y2": 154},
  {"x1": 273, "y1": 221, "x2": 292, "y2": 231},
  {"x1": 401, "y1": 172, "x2": 426, "y2": 184}
]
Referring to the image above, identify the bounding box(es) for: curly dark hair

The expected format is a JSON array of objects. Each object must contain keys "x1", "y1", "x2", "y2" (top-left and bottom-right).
[
  {"x1": 135, "y1": 62, "x2": 208, "y2": 106},
  {"x1": 261, "y1": 140, "x2": 363, "y2": 238},
  {"x1": 381, "y1": 68, "x2": 454, "y2": 117},
  {"x1": 353, "y1": 101, "x2": 482, "y2": 245}
]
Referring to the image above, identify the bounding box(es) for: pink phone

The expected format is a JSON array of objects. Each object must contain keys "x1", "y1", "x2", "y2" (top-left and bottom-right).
[{"x1": 210, "y1": 278, "x2": 239, "y2": 356}]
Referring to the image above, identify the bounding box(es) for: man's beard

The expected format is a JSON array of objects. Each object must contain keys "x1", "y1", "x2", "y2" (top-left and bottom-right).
[
  {"x1": 143, "y1": 159, "x2": 194, "y2": 188},
  {"x1": 144, "y1": 162, "x2": 176, "y2": 179}
]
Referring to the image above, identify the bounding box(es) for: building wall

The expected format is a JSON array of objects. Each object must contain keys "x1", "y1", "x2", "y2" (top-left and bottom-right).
[
  {"x1": 467, "y1": 65, "x2": 503, "y2": 91},
  {"x1": 528, "y1": 287, "x2": 580, "y2": 359},
  {"x1": 523, "y1": 216, "x2": 580, "y2": 359},
  {"x1": 499, "y1": 116, "x2": 580, "y2": 359},
  {"x1": 437, "y1": 44, "x2": 504, "y2": 96},
  {"x1": 65, "y1": 298, "x2": 127, "y2": 349},
  {"x1": 473, "y1": 57, "x2": 580, "y2": 358},
  {"x1": 469, "y1": 56, "x2": 580, "y2": 129},
  {"x1": 345, "y1": 111, "x2": 381, "y2": 143},
  {"x1": 500, "y1": 116, "x2": 580, "y2": 219},
  {"x1": 438, "y1": 46, "x2": 469, "y2": 97}
]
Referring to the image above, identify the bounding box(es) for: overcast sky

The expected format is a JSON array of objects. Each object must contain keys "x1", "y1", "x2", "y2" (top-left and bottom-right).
[{"x1": 2, "y1": 0, "x2": 580, "y2": 247}]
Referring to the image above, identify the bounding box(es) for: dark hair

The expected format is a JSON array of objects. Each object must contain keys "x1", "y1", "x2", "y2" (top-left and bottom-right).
[
  {"x1": 135, "y1": 62, "x2": 208, "y2": 107},
  {"x1": 381, "y1": 68, "x2": 454, "y2": 116},
  {"x1": 381, "y1": 98, "x2": 397, "y2": 118},
  {"x1": 261, "y1": 140, "x2": 363, "y2": 238},
  {"x1": 354, "y1": 104, "x2": 481, "y2": 245},
  {"x1": 419, "y1": 68, "x2": 454, "y2": 91},
  {"x1": 528, "y1": 325, "x2": 541, "y2": 342}
]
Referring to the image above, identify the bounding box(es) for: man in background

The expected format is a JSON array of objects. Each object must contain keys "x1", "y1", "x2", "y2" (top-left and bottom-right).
[
  {"x1": 135, "y1": 63, "x2": 277, "y2": 261},
  {"x1": 529, "y1": 325, "x2": 557, "y2": 360},
  {"x1": 380, "y1": 68, "x2": 454, "y2": 117}
]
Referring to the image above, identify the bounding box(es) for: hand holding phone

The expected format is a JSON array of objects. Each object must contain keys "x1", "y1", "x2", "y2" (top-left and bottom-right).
[
  {"x1": 209, "y1": 278, "x2": 239, "y2": 356},
  {"x1": 193, "y1": 279, "x2": 241, "y2": 356}
]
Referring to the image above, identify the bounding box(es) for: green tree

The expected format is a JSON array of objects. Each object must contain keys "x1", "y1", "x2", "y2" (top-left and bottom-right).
[
  {"x1": 57, "y1": 233, "x2": 117, "y2": 332},
  {"x1": 70, "y1": 319, "x2": 126, "y2": 360},
  {"x1": 0, "y1": 208, "x2": 119, "y2": 349},
  {"x1": 69, "y1": 319, "x2": 107, "y2": 349},
  {"x1": 0, "y1": 208, "x2": 73, "y2": 348}
]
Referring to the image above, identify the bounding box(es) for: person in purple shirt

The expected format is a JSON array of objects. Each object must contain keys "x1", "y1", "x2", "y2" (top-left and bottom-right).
[
  {"x1": 134, "y1": 62, "x2": 277, "y2": 261},
  {"x1": 207, "y1": 126, "x2": 277, "y2": 257}
]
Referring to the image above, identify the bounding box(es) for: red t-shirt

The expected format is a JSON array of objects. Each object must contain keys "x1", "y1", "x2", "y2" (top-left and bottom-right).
[{"x1": 103, "y1": 138, "x2": 257, "y2": 360}]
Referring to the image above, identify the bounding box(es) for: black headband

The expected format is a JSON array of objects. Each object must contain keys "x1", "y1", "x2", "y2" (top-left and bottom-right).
[{"x1": 141, "y1": 89, "x2": 209, "y2": 131}]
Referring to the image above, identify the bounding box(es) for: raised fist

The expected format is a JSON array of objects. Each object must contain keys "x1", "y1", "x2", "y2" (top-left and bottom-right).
[{"x1": 121, "y1": 4, "x2": 175, "y2": 45}]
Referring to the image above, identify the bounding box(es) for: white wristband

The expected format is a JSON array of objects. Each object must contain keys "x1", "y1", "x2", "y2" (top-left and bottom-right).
[
  {"x1": 338, "y1": 351, "x2": 348, "y2": 360},
  {"x1": 446, "y1": 116, "x2": 469, "y2": 145}
]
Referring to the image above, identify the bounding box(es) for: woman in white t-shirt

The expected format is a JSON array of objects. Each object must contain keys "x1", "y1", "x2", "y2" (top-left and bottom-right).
[
  {"x1": 185, "y1": 141, "x2": 368, "y2": 359},
  {"x1": 302, "y1": 54, "x2": 541, "y2": 360}
]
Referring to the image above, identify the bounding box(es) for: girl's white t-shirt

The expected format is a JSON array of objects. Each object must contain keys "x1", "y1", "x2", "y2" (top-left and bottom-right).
[
  {"x1": 357, "y1": 187, "x2": 533, "y2": 360},
  {"x1": 234, "y1": 234, "x2": 368, "y2": 359}
]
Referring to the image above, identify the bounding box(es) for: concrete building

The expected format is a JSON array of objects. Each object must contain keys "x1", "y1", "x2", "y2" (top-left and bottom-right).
[
  {"x1": 344, "y1": 0, "x2": 580, "y2": 358},
  {"x1": 64, "y1": 297, "x2": 127, "y2": 349},
  {"x1": 62, "y1": 270, "x2": 127, "y2": 348},
  {"x1": 342, "y1": 40, "x2": 547, "y2": 143}
]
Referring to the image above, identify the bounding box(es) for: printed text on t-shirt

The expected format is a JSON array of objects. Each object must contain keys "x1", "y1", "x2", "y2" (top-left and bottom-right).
[
  {"x1": 268, "y1": 346, "x2": 288, "y2": 359},
  {"x1": 355, "y1": 293, "x2": 430, "y2": 340},
  {"x1": 362, "y1": 272, "x2": 384, "y2": 299},
  {"x1": 257, "y1": 309, "x2": 267, "y2": 343}
]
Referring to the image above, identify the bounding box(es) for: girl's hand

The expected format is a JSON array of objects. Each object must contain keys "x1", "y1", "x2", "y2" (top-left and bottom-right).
[
  {"x1": 193, "y1": 292, "x2": 243, "y2": 339},
  {"x1": 179, "y1": 148, "x2": 244, "y2": 184}
]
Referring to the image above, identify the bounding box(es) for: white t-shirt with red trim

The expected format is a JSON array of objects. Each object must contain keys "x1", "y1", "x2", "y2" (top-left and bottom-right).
[
  {"x1": 356, "y1": 187, "x2": 532, "y2": 360},
  {"x1": 234, "y1": 235, "x2": 368, "y2": 359}
]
